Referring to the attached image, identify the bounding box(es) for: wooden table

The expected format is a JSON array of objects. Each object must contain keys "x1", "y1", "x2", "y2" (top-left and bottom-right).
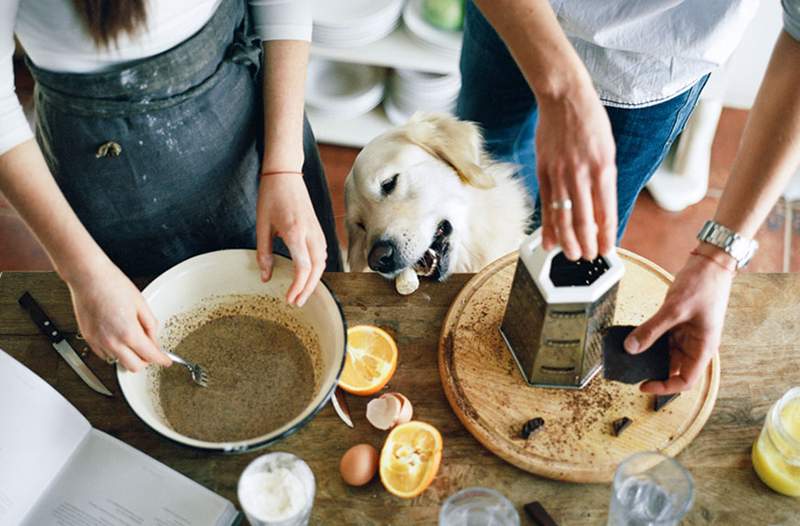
[{"x1": 1, "y1": 271, "x2": 798, "y2": 525}]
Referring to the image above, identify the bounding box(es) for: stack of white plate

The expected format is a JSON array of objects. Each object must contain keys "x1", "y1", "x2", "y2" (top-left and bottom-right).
[
  {"x1": 403, "y1": 0, "x2": 463, "y2": 58},
  {"x1": 305, "y1": 59, "x2": 386, "y2": 118},
  {"x1": 312, "y1": 0, "x2": 404, "y2": 47},
  {"x1": 384, "y1": 68, "x2": 461, "y2": 125}
]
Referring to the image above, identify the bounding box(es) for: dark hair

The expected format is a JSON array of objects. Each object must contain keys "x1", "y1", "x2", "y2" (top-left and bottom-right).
[{"x1": 71, "y1": 1, "x2": 148, "y2": 47}]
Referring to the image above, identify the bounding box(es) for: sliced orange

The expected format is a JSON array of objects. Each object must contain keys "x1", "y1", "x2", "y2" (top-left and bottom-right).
[
  {"x1": 338, "y1": 325, "x2": 398, "y2": 395},
  {"x1": 380, "y1": 421, "x2": 443, "y2": 498}
]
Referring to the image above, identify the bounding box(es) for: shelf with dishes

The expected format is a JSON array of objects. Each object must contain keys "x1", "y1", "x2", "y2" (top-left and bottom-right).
[{"x1": 307, "y1": 0, "x2": 463, "y2": 147}]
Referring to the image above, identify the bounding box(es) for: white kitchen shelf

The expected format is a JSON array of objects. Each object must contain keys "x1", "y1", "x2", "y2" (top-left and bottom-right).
[
  {"x1": 307, "y1": 105, "x2": 395, "y2": 148},
  {"x1": 310, "y1": 26, "x2": 460, "y2": 75}
]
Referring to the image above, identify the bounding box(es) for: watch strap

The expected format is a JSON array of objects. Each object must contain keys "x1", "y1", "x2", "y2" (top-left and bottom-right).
[{"x1": 696, "y1": 220, "x2": 758, "y2": 269}]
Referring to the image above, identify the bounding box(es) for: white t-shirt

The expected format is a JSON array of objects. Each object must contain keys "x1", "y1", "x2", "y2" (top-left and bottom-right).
[{"x1": 0, "y1": 0, "x2": 311, "y2": 155}]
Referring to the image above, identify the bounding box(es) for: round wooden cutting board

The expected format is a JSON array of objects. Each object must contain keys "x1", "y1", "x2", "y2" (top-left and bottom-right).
[{"x1": 438, "y1": 249, "x2": 720, "y2": 483}]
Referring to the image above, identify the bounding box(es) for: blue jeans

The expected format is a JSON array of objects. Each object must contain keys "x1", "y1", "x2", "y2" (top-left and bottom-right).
[{"x1": 456, "y1": 1, "x2": 708, "y2": 238}]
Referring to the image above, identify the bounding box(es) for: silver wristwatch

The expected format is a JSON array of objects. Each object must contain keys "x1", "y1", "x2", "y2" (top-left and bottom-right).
[{"x1": 696, "y1": 220, "x2": 758, "y2": 269}]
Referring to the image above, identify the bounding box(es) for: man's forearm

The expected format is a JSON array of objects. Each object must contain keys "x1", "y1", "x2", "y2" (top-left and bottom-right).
[
  {"x1": 0, "y1": 140, "x2": 109, "y2": 282},
  {"x1": 473, "y1": 0, "x2": 593, "y2": 101},
  {"x1": 260, "y1": 40, "x2": 310, "y2": 173},
  {"x1": 713, "y1": 31, "x2": 800, "y2": 238}
]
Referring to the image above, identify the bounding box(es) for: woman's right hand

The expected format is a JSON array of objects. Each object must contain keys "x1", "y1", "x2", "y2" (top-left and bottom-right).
[{"x1": 66, "y1": 261, "x2": 171, "y2": 372}]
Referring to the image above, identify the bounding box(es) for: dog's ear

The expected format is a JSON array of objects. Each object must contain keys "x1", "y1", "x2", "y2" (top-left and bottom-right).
[{"x1": 401, "y1": 112, "x2": 495, "y2": 188}]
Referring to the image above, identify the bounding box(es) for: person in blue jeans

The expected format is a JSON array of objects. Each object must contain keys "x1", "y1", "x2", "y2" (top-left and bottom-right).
[{"x1": 458, "y1": 0, "x2": 800, "y2": 394}]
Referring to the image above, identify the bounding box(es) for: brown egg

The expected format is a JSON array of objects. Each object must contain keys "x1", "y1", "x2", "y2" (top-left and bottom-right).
[{"x1": 340, "y1": 444, "x2": 379, "y2": 486}]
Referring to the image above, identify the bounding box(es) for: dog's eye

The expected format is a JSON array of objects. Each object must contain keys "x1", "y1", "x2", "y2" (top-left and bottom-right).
[
  {"x1": 381, "y1": 174, "x2": 399, "y2": 196},
  {"x1": 356, "y1": 222, "x2": 366, "y2": 231}
]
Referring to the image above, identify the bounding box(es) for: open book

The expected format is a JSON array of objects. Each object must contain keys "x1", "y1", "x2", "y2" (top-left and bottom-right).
[{"x1": 0, "y1": 350, "x2": 242, "y2": 526}]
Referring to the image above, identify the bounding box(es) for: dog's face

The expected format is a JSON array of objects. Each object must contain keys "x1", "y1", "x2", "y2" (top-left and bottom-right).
[{"x1": 345, "y1": 113, "x2": 494, "y2": 281}]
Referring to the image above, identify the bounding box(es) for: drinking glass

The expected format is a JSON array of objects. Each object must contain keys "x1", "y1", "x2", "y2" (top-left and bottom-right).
[
  {"x1": 237, "y1": 452, "x2": 315, "y2": 526},
  {"x1": 607, "y1": 452, "x2": 693, "y2": 526},
  {"x1": 439, "y1": 487, "x2": 520, "y2": 526}
]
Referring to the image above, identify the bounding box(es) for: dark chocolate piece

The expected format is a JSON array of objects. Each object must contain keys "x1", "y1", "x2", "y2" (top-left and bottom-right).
[
  {"x1": 602, "y1": 325, "x2": 670, "y2": 384},
  {"x1": 654, "y1": 393, "x2": 680, "y2": 411},
  {"x1": 524, "y1": 501, "x2": 558, "y2": 526},
  {"x1": 612, "y1": 417, "x2": 633, "y2": 436},
  {"x1": 521, "y1": 417, "x2": 545, "y2": 439}
]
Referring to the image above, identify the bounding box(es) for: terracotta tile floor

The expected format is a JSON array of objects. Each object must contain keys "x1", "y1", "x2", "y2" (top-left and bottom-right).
[{"x1": 2, "y1": 60, "x2": 797, "y2": 275}]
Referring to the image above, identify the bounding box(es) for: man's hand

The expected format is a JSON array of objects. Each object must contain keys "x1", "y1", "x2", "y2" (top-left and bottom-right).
[
  {"x1": 256, "y1": 174, "x2": 327, "y2": 307},
  {"x1": 537, "y1": 85, "x2": 617, "y2": 261},
  {"x1": 624, "y1": 246, "x2": 734, "y2": 394}
]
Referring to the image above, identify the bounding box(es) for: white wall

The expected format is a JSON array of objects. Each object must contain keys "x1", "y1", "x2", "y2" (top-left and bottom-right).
[{"x1": 712, "y1": 0, "x2": 783, "y2": 109}]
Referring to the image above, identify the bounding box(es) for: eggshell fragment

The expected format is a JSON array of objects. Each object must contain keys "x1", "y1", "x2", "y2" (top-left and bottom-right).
[
  {"x1": 386, "y1": 392, "x2": 413, "y2": 425},
  {"x1": 366, "y1": 394, "x2": 402, "y2": 430},
  {"x1": 395, "y1": 268, "x2": 419, "y2": 295},
  {"x1": 340, "y1": 444, "x2": 379, "y2": 486}
]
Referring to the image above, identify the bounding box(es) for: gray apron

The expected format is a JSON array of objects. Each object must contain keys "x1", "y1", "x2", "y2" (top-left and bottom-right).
[{"x1": 26, "y1": 0, "x2": 342, "y2": 277}]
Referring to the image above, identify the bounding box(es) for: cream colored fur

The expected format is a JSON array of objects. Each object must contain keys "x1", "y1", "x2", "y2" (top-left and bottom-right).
[{"x1": 345, "y1": 113, "x2": 532, "y2": 277}]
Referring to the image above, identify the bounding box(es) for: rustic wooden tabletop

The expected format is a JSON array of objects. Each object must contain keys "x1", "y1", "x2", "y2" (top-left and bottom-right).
[{"x1": 0, "y1": 271, "x2": 798, "y2": 525}]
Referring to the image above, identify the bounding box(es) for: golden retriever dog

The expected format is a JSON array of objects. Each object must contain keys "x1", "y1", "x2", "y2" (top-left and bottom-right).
[{"x1": 345, "y1": 112, "x2": 532, "y2": 281}]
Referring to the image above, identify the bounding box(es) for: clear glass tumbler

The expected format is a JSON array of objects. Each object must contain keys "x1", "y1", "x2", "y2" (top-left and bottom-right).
[
  {"x1": 607, "y1": 452, "x2": 694, "y2": 526},
  {"x1": 439, "y1": 487, "x2": 520, "y2": 526},
  {"x1": 237, "y1": 452, "x2": 315, "y2": 526},
  {"x1": 752, "y1": 386, "x2": 800, "y2": 497}
]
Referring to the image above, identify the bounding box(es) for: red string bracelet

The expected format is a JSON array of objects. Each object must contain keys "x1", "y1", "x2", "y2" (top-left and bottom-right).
[
  {"x1": 260, "y1": 171, "x2": 303, "y2": 177},
  {"x1": 689, "y1": 249, "x2": 736, "y2": 273}
]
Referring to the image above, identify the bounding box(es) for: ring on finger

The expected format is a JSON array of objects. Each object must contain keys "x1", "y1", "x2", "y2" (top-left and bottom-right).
[{"x1": 551, "y1": 199, "x2": 573, "y2": 211}]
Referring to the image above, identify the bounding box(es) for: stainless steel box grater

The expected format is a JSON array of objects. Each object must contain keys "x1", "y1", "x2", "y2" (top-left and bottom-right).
[{"x1": 500, "y1": 230, "x2": 625, "y2": 389}]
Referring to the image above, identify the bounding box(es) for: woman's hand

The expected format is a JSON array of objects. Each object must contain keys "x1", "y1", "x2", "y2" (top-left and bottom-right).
[
  {"x1": 624, "y1": 246, "x2": 735, "y2": 394},
  {"x1": 66, "y1": 261, "x2": 171, "y2": 372},
  {"x1": 256, "y1": 174, "x2": 327, "y2": 307},
  {"x1": 536, "y1": 84, "x2": 617, "y2": 261}
]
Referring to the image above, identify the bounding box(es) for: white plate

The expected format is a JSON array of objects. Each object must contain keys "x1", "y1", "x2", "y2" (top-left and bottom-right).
[
  {"x1": 117, "y1": 250, "x2": 347, "y2": 452},
  {"x1": 313, "y1": 0, "x2": 403, "y2": 28},
  {"x1": 312, "y1": 19, "x2": 399, "y2": 47},
  {"x1": 306, "y1": 59, "x2": 386, "y2": 116},
  {"x1": 403, "y1": 0, "x2": 462, "y2": 52}
]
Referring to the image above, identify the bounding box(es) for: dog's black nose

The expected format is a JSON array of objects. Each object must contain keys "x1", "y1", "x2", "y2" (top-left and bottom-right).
[{"x1": 368, "y1": 240, "x2": 401, "y2": 273}]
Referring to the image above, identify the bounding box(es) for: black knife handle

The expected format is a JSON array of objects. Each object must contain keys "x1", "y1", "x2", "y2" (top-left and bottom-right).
[{"x1": 18, "y1": 292, "x2": 65, "y2": 343}]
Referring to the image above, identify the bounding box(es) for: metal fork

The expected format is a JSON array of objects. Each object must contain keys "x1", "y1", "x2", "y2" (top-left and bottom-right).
[{"x1": 164, "y1": 351, "x2": 209, "y2": 387}]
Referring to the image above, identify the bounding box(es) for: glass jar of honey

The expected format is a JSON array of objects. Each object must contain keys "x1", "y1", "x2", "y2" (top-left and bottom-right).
[{"x1": 751, "y1": 387, "x2": 800, "y2": 496}]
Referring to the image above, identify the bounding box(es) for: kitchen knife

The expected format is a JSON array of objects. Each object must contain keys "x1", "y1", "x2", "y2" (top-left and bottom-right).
[
  {"x1": 331, "y1": 386, "x2": 353, "y2": 428},
  {"x1": 18, "y1": 292, "x2": 113, "y2": 397}
]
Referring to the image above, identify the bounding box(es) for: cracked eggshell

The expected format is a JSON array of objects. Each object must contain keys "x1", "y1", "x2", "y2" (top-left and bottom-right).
[
  {"x1": 366, "y1": 393, "x2": 402, "y2": 430},
  {"x1": 387, "y1": 392, "x2": 413, "y2": 425}
]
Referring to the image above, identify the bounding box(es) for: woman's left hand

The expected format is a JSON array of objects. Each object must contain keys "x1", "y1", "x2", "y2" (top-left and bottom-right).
[
  {"x1": 624, "y1": 247, "x2": 735, "y2": 394},
  {"x1": 256, "y1": 173, "x2": 327, "y2": 307}
]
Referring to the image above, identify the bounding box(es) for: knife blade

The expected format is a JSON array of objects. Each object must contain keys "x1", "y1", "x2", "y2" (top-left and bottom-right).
[
  {"x1": 18, "y1": 292, "x2": 113, "y2": 397},
  {"x1": 331, "y1": 386, "x2": 353, "y2": 428}
]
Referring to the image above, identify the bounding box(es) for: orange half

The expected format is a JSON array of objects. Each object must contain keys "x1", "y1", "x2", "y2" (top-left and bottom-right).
[
  {"x1": 380, "y1": 421, "x2": 443, "y2": 498},
  {"x1": 338, "y1": 325, "x2": 398, "y2": 396}
]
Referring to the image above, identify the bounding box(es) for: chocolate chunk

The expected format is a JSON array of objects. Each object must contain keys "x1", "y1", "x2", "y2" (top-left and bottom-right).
[
  {"x1": 654, "y1": 393, "x2": 679, "y2": 411},
  {"x1": 602, "y1": 325, "x2": 670, "y2": 384},
  {"x1": 521, "y1": 417, "x2": 545, "y2": 439},
  {"x1": 612, "y1": 417, "x2": 633, "y2": 436},
  {"x1": 524, "y1": 501, "x2": 558, "y2": 526}
]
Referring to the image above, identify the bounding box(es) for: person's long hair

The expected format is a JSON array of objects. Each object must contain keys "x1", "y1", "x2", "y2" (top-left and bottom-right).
[{"x1": 72, "y1": 1, "x2": 148, "y2": 47}]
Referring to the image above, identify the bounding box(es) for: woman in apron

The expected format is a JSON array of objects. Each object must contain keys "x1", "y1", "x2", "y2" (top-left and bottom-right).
[{"x1": 0, "y1": 0, "x2": 339, "y2": 371}]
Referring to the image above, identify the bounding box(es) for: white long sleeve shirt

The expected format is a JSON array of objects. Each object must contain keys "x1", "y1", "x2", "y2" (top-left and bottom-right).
[{"x1": 0, "y1": 0, "x2": 311, "y2": 155}]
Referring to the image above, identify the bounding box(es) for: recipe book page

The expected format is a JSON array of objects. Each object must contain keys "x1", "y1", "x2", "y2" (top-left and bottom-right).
[
  {"x1": 23, "y1": 429, "x2": 240, "y2": 526},
  {"x1": 0, "y1": 350, "x2": 91, "y2": 526}
]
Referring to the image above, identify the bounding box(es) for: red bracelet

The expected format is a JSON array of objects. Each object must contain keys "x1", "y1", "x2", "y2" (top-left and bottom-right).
[
  {"x1": 260, "y1": 170, "x2": 303, "y2": 177},
  {"x1": 689, "y1": 249, "x2": 736, "y2": 273}
]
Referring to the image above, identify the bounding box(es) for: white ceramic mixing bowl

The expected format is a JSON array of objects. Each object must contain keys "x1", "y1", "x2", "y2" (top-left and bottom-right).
[{"x1": 116, "y1": 250, "x2": 347, "y2": 452}]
